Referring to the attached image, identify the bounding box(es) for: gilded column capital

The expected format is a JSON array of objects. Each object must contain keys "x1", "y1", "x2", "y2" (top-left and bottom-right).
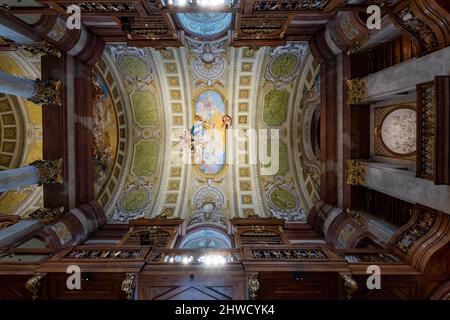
[
  {"x1": 29, "y1": 159, "x2": 63, "y2": 185},
  {"x1": 346, "y1": 78, "x2": 367, "y2": 105},
  {"x1": 346, "y1": 160, "x2": 365, "y2": 186},
  {"x1": 121, "y1": 273, "x2": 137, "y2": 300},
  {"x1": 25, "y1": 273, "x2": 45, "y2": 300},
  {"x1": 28, "y1": 79, "x2": 62, "y2": 106},
  {"x1": 26, "y1": 206, "x2": 65, "y2": 224}
]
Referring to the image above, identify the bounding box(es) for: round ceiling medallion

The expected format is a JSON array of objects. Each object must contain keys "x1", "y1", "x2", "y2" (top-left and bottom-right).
[{"x1": 381, "y1": 108, "x2": 416, "y2": 155}]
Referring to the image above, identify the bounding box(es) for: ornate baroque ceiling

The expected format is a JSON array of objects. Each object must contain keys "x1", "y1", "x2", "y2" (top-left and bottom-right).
[{"x1": 93, "y1": 39, "x2": 321, "y2": 227}]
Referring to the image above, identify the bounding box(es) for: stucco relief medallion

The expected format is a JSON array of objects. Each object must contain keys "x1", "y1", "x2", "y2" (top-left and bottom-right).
[{"x1": 380, "y1": 108, "x2": 416, "y2": 155}]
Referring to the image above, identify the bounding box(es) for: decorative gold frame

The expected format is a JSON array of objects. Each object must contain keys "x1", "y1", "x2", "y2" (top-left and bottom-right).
[{"x1": 374, "y1": 103, "x2": 416, "y2": 160}]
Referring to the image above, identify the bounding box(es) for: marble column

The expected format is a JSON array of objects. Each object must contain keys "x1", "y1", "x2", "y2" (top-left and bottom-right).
[
  {"x1": 0, "y1": 71, "x2": 61, "y2": 105},
  {"x1": 0, "y1": 159, "x2": 62, "y2": 193}
]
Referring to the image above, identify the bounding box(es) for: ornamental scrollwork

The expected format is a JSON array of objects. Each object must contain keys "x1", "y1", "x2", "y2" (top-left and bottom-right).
[
  {"x1": 248, "y1": 273, "x2": 260, "y2": 300},
  {"x1": 346, "y1": 78, "x2": 367, "y2": 105},
  {"x1": 340, "y1": 273, "x2": 358, "y2": 300},
  {"x1": 28, "y1": 79, "x2": 62, "y2": 106},
  {"x1": 251, "y1": 0, "x2": 329, "y2": 12},
  {"x1": 19, "y1": 40, "x2": 61, "y2": 58},
  {"x1": 346, "y1": 160, "x2": 365, "y2": 186},
  {"x1": 27, "y1": 207, "x2": 65, "y2": 224},
  {"x1": 29, "y1": 159, "x2": 63, "y2": 185},
  {"x1": 25, "y1": 273, "x2": 45, "y2": 300},
  {"x1": 121, "y1": 273, "x2": 137, "y2": 300}
]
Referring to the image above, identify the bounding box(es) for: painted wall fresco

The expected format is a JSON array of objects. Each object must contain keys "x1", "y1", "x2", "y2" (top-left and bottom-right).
[{"x1": 93, "y1": 72, "x2": 119, "y2": 196}]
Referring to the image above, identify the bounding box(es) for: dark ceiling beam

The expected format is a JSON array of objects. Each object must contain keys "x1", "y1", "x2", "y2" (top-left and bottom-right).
[{"x1": 0, "y1": 7, "x2": 56, "y2": 14}]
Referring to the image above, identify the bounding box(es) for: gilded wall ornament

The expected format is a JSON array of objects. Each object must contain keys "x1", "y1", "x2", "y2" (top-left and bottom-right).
[
  {"x1": 154, "y1": 207, "x2": 173, "y2": 219},
  {"x1": 248, "y1": 273, "x2": 260, "y2": 300},
  {"x1": 27, "y1": 206, "x2": 65, "y2": 224},
  {"x1": 251, "y1": 0, "x2": 328, "y2": 11},
  {"x1": 29, "y1": 159, "x2": 63, "y2": 185},
  {"x1": 345, "y1": 208, "x2": 365, "y2": 226},
  {"x1": 25, "y1": 273, "x2": 45, "y2": 300},
  {"x1": 19, "y1": 40, "x2": 61, "y2": 58},
  {"x1": 252, "y1": 248, "x2": 327, "y2": 260},
  {"x1": 346, "y1": 78, "x2": 366, "y2": 105},
  {"x1": 28, "y1": 79, "x2": 62, "y2": 106},
  {"x1": 65, "y1": 248, "x2": 142, "y2": 260},
  {"x1": 121, "y1": 273, "x2": 137, "y2": 300},
  {"x1": 340, "y1": 273, "x2": 358, "y2": 300},
  {"x1": 346, "y1": 160, "x2": 365, "y2": 186}
]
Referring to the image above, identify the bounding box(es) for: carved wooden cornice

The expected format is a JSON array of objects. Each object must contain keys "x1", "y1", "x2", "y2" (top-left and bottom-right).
[{"x1": 391, "y1": 0, "x2": 450, "y2": 56}]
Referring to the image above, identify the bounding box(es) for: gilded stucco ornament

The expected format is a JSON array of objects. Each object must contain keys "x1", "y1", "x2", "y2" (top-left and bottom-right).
[
  {"x1": 187, "y1": 38, "x2": 227, "y2": 88},
  {"x1": 154, "y1": 207, "x2": 173, "y2": 219},
  {"x1": 121, "y1": 273, "x2": 137, "y2": 300},
  {"x1": 345, "y1": 208, "x2": 365, "y2": 226},
  {"x1": 20, "y1": 40, "x2": 61, "y2": 58},
  {"x1": 29, "y1": 159, "x2": 63, "y2": 185},
  {"x1": 25, "y1": 273, "x2": 45, "y2": 300},
  {"x1": 346, "y1": 78, "x2": 367, "y2": 105},
  {"x1": 248, "y1": 273, "x2": 260, "y2": 300},
  {"x1": 26, "y1": 206, "x2": 65, "y2": 224},
  {"x1": 28, "y1": 79, "x2": 62, "y2": 105},
  {"x1": 341, "y1": 273, "x2": 358, "y2": 300},
  {"x1": 346, "y1": 160, "x2": 365, "y2": 186}
]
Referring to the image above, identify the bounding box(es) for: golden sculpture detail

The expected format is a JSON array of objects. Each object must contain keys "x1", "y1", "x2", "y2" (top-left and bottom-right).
[
  {"x1": 28, "y1": 79, "x2": 62, "y2": 106},
  {"x1": 29, "y1": 159, "x2": 63, "y2": 185},
  {"x1": 346, "y1": 78, "x2": 367, "y2": 105},
  {"x1": 26, "y1": 207, "x2": 65, "y2": 224},
  {"x1": 345, "y1": 208, "x2": 364, "y2": 226},
  {"x1": 20, "y1": 40, "x2": 61, "y2": 58},
  {"x1": 248, "y1": 273, "x2": 260, "y2": 300},
  {"x1": 244, "y1": 209, "x2": 258, "y2": 218},
  {"x1": 25, "y1": 273, "x2": 45, "y2": 300},
  {"x1": 346, "y1": 160, "x2": 365, "y2": 186},
  {"x1": 155, "y1": 208, "x2": 173, "y2": 219},
  {"x1": 341, "y1": 273, "x2": 358, "y2": 300},
  {"x1": 121, "y1": 273, "x2": 137, "y2": 300}
]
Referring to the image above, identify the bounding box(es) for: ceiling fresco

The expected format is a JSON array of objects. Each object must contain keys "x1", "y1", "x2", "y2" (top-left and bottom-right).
[
  {"x1": 0, "y1": 52, "x2": 43, "y2": 216},
  {"x1": 95, "y1": 40, "x2": 321, "y2": 225}
]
